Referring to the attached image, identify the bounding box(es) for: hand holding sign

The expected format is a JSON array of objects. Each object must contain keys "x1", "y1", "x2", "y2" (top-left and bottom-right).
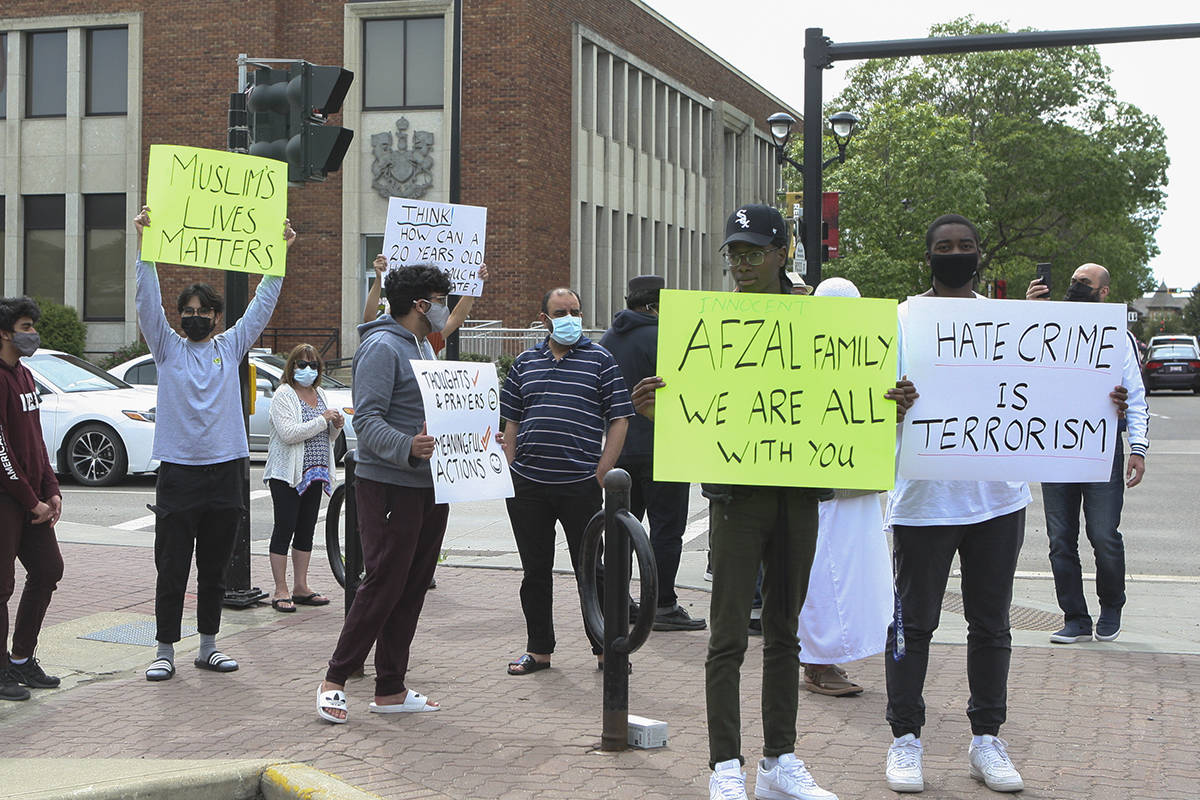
[{"x1": 411, "y1": 422, "x2": 436, "y2": 460}]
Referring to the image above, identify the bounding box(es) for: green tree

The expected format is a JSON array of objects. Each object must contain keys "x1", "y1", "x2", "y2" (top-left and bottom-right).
[
  {"x1": 1180, "y1": 286, "x2": 1200, "y2": 338},
  {"x1": 799, "y1": 17, "x2": 1168, "y2": 302}
]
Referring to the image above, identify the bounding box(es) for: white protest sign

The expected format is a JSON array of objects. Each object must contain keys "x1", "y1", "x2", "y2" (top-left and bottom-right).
[
  {"x1": 411, "y1": 359, "x2": 513, "y2": 503},
  {"x1": 383, "y1": 198, "x2": 487, "y2": 296},
  {"x1": 898, "y1": 296, "x2": 1126, "y2": 482}
]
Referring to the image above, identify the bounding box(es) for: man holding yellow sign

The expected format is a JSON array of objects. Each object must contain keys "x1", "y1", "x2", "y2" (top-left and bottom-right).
[
  {"x1": 134, "y1": 204, "x2": 294, "y2": 683},
  {"x1": 637, "y1": 204, "x2": 915, "y2": 800}
]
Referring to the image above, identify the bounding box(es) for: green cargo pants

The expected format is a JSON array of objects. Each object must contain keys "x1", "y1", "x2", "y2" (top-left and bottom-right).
[{"x1": 705, "y1": 485, "x2": 820, "y2": 768}]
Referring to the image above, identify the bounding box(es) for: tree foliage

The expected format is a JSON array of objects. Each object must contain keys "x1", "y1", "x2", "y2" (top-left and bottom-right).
[
  {"x1": 1181, "y1": 286, "x2": 1200, "y2": 339},
  {"x1": 33, "y1": 297, "x2": 87, "y2": 357},
  {"x1": 797, "y1": 17, "x2": 1168, "y2": 302}
]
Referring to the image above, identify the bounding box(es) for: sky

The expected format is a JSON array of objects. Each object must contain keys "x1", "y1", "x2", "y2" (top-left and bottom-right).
[{"x1": 642, "y1": 0, "x2": 1198, "y2": 292}]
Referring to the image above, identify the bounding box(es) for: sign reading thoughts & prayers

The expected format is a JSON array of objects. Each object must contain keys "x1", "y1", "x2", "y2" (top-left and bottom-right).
[
  {"x1": 140, "y1": 145, "x2": 288, "y2": 275},
  {"x1": 383, "y1": 198, "x2": 487, "y2": 296},
  {"x1": 653, "y1": 290, "x2": 899, "y2": 490},
  {"x1": 411, "y1": 359, "x2": 513, "y2": 503},
  {"x1": 897, "y1": 296, "x2": 1125, "y2": 482}
]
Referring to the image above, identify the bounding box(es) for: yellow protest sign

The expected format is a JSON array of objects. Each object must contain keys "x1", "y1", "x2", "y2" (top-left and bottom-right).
[
  {"x1": 140, "y1": 145, "x2": 288, "y2": 275},
  {"x1": 652, "y1": 289, "x2": 899, "y2": 490}
]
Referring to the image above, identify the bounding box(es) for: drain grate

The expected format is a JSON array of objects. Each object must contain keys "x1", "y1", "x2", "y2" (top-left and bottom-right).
[
  {"x1": 79, "y1": 620, "x2": 197, "y2": 646},
  {"x1": 942, "y1": 591, "x2": 1061, "y2": 632}
]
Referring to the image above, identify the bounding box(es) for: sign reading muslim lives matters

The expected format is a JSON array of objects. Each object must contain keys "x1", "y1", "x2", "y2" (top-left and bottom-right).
[
  {"x1": 897, "y1": 296, "x2": 1125, "y2": 483},
  {"x1": 383, "y1": 198, "x2": 487, "y2": 296},
  {"x1": 140, "y1": 145, "x2": 288, "y2": 276},
  {"x1": 410, "y1": 359, "x2": 513, "y2": 504},
  {"x1": 653, "y1": 290, "x2": 900, "y2": 491}
]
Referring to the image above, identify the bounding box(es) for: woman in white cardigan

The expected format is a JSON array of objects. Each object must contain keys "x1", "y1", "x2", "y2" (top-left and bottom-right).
[{"x1": 263, "y1": 344, "x2": 344, "y2": 612}]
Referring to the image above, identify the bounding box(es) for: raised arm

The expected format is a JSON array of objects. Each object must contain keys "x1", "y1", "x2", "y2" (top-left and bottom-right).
[
  {"x1": 363, "y1": 254, "x2": 387, "y2": 323},
  {"x1": 226, "y1": 218, "x2": 295, "y2": 357},
  {"x1": 133, "y1": 206, "x2": 176, "y2": 359}
]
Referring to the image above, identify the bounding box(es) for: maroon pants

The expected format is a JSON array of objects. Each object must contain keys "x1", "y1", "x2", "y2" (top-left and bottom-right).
[
  {"x1": 325, "y1": 478, "x2": 448, "y2": 696},
  {"x1": 1, "y1": 495, "x2": 64, "y2": 661}
]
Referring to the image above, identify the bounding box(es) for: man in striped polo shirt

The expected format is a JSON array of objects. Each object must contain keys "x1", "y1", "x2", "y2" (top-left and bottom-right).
[{"x1": 500, "y1": 287, "x2": 633, "y2": 676}]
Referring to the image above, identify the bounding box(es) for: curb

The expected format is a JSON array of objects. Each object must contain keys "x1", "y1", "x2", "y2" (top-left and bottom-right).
[{"x1": 262, "y1": 763, "x2": 384, "y2": 800}]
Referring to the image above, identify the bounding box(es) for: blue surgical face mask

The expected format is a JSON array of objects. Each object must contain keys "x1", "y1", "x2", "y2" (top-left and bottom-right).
[
  {"x1": 294, "y1": 366, "x2": 318, "y2": 387},
  {"x1": 549, "y1": 314, "x2": 583, "y2": 345}
]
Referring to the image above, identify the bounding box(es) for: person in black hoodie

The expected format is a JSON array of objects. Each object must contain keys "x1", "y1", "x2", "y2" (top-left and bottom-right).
[
  {"x1": 0, "y1": 296, "x2": 64, "y2": 701},
  {"x1": 600, "y1": 276, "x2": 705, "y2": 632}
]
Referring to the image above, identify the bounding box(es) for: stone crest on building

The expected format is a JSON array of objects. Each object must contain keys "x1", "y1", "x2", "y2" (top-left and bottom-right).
[{"x1": 370, "y1": 117, "x2": 435, "y2": 199}]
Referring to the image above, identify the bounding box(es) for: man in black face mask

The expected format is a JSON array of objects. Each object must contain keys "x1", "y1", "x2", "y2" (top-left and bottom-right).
[
  {"x1": 1027, "y1": 263, "x2": 1148, "y2": 645},
  {"x1": 133, "y1": 206, "x2": 295, "y2": 683}
]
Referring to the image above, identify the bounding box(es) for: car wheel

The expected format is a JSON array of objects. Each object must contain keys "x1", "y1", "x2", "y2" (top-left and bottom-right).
[
  {"x1": 333, "y1": 430, "x2": 347, "y2": 465},
  {"x1": 65, "y1": 423, "x2": 128, "y2": 487}
]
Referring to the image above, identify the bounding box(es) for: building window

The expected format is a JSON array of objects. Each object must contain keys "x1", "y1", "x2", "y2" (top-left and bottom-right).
[
  {"x1": 0, "y1": 196, "x2": 5, "y2": 286},
  {"x1": 26, "y1": 31, "x2": 68, "y2": 118},
  {"x1": 24, "y1": 196, "x2": 66, "y2": 304},
  {"x1": 363, "y1": 17, "x2": 444, "y2": 109},
  {"x1": 84, "y1": 194, "x2": 126, "y2": 320},
  {"x1": 0, "y1": 35, "x2": 8, "y2": 119},
  {"x1": 86, "y1": 28, "x2": 129, "y2": 116}
]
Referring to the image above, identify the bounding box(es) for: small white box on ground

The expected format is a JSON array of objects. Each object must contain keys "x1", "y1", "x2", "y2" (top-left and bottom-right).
[{"x1": 627, "y1": 714, "x2": 668, "y2": 749}]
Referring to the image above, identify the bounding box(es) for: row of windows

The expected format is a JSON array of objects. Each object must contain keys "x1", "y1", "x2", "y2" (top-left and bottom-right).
[
  {"x1": 0, "y1": 195, "x2": 126, "y2": 321},
  {"x1": 580, "y1": 41, "x2": 711, "y2": 174},
  {"x1": 0, "y1": 28, "x2": 128, "y2": 118}
]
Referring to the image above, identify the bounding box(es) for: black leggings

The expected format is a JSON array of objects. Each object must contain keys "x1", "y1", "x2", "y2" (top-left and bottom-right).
[{"x1": 268, "y1": 478, "x2": 323, "y2": 555}]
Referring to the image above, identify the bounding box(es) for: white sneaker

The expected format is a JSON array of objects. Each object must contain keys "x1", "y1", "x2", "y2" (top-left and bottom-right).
[
  {"x1": 711, "y1": 759, "x2": 748, "y2": 800},
  {"x1": 885, "y1": 733, "x2": 924, "y2": 792},
  {"x1": 754, "y1": 753, "x2": 837, "y2": 800},
  {"x1": 968, "y1": 735, "x2": 1024, "y2": 792}
]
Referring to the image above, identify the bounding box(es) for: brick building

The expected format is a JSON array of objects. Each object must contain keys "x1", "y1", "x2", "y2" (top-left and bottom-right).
[{"x1": 0, "y1": 1, "x2": 793, "y2": 360}]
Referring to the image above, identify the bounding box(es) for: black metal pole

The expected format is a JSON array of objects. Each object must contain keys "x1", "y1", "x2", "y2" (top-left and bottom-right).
[
  {"x1": 601, "y1": 468, "x2": 632, "y2": 751},
  {"x1": 342, "y1": 450, "x2": 362, "y2": 616},
  {"x1": 445, "y1": 0, "x2": 464, "y2": 360},
  {"x1": 802, "y1": 28, "x2": 825, "y2": 286}
]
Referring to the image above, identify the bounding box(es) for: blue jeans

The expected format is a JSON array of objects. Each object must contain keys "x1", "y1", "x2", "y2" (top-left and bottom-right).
[{"x1": 1041, "y1": 447, "x2": 1126, "y2": 627}]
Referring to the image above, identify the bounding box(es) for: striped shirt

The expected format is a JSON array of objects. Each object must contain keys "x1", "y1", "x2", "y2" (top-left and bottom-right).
[{"x1": 500, "y1": 336, "x2": 634, "y2": 484}]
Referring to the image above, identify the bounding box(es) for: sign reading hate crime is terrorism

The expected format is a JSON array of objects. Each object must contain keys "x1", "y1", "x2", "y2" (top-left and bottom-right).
[
  {"x1": 383, "y1": 198, "x2": 487, "y2": 296},
  {"x1": 410, "y1": 359, "x2": 513, "y2": 504},
  {"x1": 653, "y1": 290, "x2": 899, "y2": 491},
  {"x1": 140, "y1": 145, "x2": 288, "y2": 276},
  {"x1": 897, "y1": 296, "x2": 1125, "y2": 483}
]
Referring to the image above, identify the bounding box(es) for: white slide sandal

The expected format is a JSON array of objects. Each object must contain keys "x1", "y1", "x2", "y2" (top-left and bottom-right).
[{"x1": 369, "y1": 690, "x2": 440, "y2": 713}]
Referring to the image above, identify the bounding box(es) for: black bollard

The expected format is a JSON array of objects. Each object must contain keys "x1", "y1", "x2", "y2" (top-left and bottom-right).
[{"x1": 579, "y1": 468, "x2": 658, "y2": 751}]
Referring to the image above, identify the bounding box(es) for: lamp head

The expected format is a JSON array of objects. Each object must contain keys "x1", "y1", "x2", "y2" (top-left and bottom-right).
[
  {"x1": 828, "y1": 110, "x2": 859, "y2": 142},
  {"x1": 767, "y1": 111, "x2": 796, "y2": 148}
]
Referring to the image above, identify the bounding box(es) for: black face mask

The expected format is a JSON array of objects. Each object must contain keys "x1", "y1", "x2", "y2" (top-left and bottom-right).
[
  {"x1": 181, "y1": 316, "x2": 214, "y2": 341},
  {"x1": 1064, "y1": 281, "x2": 1101, "y2": 302},
  {"x1": 929, "y1": 252, "x2": 979, "y2": 289}
]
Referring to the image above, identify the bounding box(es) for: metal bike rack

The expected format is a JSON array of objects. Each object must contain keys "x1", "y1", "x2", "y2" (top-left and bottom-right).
[
  {"x1": 578, "y1": 468, "x2": 658, "y2": 751},
  {"x1": 325, "y1": 450, "x2": 364, "y2": 615}
]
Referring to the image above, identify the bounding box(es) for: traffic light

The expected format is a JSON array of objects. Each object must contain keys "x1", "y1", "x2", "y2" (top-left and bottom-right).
[{"x1": 246, "y1": 62, "x2": 354, "y2": 183}]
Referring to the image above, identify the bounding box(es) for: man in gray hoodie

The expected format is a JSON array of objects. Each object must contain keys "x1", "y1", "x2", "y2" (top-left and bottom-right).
[{"x1": 317, "y1": 264, "x2": 451, "y2": 723}]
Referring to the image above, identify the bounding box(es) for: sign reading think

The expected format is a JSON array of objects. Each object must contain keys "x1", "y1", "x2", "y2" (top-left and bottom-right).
[
  {"x1": 897, "y1": 297, "x2": 1125, "y2": 482},
  {"x1": 140, "y1": 145, "x2": 288, "y2": 276},
  {"x1": 653, "y1": 290, "x2": 899, "y2": 491},
  {"x1": 411, "y1": 359, "x2": 513, "y2": 503},
  {"x1": 383, "y1": 198, "x2": 487, "y2": 296}
]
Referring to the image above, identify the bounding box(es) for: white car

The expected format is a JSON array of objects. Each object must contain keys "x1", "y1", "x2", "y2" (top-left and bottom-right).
[
  {"x1": 21, "y1": 349, "x2": 160, "y2": 486},
  {"x1": 108, "y1": 351, "x2": 357, "y2": 461}
]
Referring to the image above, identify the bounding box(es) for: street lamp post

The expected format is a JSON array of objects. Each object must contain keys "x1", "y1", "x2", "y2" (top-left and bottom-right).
[{"x1": 766, "y1": 108, "x2": 858, "y2": 284}]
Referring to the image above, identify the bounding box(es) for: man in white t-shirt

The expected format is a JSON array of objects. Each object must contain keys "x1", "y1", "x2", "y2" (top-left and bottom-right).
[{"x1": 882, "y1": 214, "x2": 1129, "y2": 796}]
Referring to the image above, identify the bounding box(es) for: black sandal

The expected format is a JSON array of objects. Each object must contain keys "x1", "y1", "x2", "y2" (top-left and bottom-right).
[
  {"x1": 272, "y1": 598, "x2": 296, "y2": 613},
  {"x1": 507, "y1": 654, "x2": 550, "y2": 676}
]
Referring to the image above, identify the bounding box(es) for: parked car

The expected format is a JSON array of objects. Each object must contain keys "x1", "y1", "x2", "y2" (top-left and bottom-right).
[
  {"x1": 21, "y1": 349, "x2": 160, "y2": 486},
  {"x1": 108, "y1": 351, "x2": 356, "y2": 461},
  {"x1": 1147, "y1": 334, "x2": 1200, "y2": 352},
  {"x1": 1141, "y1": 343, "x2": 1200, "y2": 394}
]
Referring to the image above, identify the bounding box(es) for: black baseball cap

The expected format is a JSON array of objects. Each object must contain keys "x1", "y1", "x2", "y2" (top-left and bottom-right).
[{"x1": 722, "y1": 204, "x2": 787, "y2": 249}]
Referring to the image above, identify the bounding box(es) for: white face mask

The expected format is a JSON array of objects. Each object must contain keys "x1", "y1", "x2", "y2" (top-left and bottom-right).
[
  {"x1": 293, "y1": 366, "x2": 318, "y2": 387},
  {"x1": 418, "y1": 298, "x2": 450, "y2": 333}
]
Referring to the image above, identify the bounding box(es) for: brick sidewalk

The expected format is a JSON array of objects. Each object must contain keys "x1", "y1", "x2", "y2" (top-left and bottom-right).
[{"x1": 3, "y1": 541, "x2": 1199, "y2": 799}]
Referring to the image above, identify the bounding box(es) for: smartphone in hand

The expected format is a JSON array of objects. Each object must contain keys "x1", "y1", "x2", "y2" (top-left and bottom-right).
[{"x1": 1035, "y1": 262, "x2": 1052, "y2": 294}]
